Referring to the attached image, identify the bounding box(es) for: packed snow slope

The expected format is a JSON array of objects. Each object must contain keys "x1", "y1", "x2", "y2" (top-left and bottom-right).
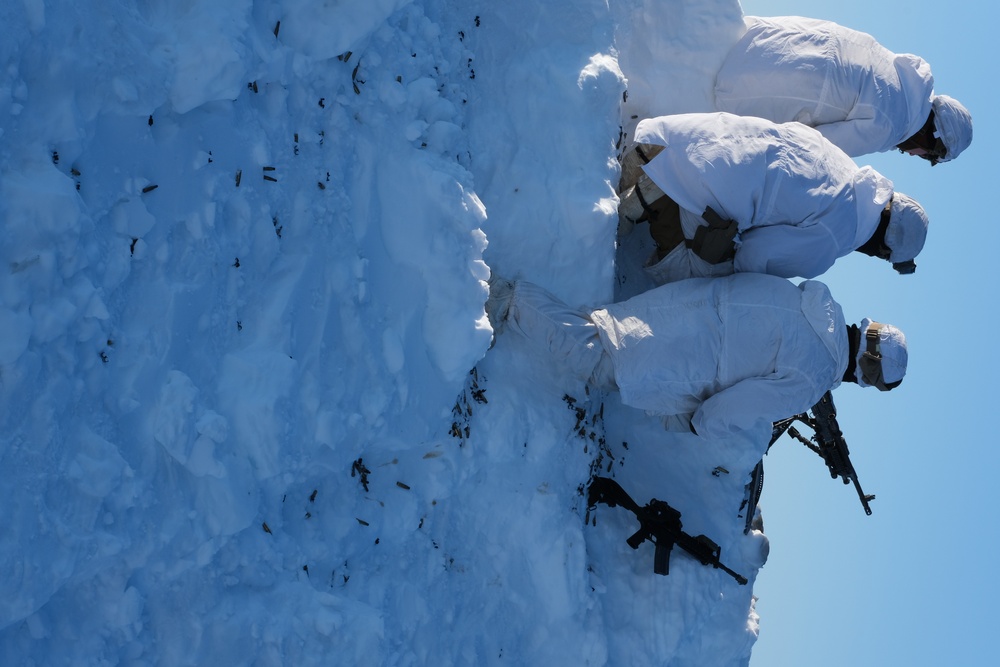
[{"x1": 0, "y1": 0, "x2": 766, "y2": 665}]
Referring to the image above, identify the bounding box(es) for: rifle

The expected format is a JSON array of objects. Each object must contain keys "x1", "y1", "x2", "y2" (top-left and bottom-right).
[
  {"x1": 588, "y1": 477, "x2": 747, "y2": 585},
  {"x1": 772, "y1": 390, "x2": 875, "y2": 515}
]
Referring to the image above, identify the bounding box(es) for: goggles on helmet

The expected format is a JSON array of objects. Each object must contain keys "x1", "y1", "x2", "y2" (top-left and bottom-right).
[
  {"x1": 859, "y1": 322, "x2": 902, "y2": 392},
  {"x1": 920, "y1": 134, "x2": 948, "y2": 166}
]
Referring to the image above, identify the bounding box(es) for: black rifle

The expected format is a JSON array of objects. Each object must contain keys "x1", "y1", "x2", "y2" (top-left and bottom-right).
[
  {"x1": 588, "y1": 477, "x2": 747, "y2": 585},
  {"x1": 771, "y1": 390, "x2": 875, "y2": 515}
]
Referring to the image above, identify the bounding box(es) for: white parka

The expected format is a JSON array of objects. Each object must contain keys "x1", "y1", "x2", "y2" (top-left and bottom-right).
[
  {"x1": 635, "y1": 112, "x2": 893, "y2": 279},
  {"x1": 590, "y1": 273, "x2": 848, "y2": 440},
  {"x1": 714, "y1": 16, "x2": 934, "y2": 157}
]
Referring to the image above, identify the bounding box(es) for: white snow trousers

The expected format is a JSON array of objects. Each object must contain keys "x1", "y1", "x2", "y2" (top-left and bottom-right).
[{"x1": 506, "y1": 282, "x2": 618, "y2": 391}]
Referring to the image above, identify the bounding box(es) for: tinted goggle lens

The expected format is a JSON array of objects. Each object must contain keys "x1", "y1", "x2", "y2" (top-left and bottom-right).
[{"x1": 924, "y1": 136, "x2": 948, "y2": 166}]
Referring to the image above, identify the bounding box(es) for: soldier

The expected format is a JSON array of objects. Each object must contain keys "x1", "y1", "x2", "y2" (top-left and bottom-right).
[
  {"x1": 714, "y1": 15, "x2": 972, "y2": 163},
  {"x1": 618, "y1": 112, "x2": 928, "y2": 284},
  {"x1": 486, "y1": 273, "x2": 907, "y2": 440}
]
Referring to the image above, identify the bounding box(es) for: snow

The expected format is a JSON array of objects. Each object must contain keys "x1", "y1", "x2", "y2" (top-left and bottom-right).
[{"x1": 1, "y1": 0, "x2": 767, "y2": 664}]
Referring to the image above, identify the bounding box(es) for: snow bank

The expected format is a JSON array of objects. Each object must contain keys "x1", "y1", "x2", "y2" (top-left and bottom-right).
[
  {"x1": 279, "y1": 0, "x2": 413, "y2": 62},
  {"x1": 612, "y1": 0, "x2": 747, "y2": 144},
  {"x1": 0, "y1": 0, "x2": 765, "y2": 664}
]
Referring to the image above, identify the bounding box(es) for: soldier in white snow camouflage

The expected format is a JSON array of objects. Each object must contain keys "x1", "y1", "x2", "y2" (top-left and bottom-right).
[{"x1": 714, "y1": 15, "x2": 972, "y2": 163}]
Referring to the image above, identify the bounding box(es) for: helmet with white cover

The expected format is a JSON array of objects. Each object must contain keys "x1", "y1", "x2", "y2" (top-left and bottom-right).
[
  {"x1": 885, "y1": 192, "x2": 929, "y2": 273},
  {"x1": 931, "y1": 95, "x2": 973, "y2": 163}
]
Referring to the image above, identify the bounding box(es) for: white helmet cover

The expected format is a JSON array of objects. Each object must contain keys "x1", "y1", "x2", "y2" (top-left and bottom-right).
[
  {"x1": 932, "y1": 95, "x2": 973, "y2": 162},
  {"x1": 856, "y1": 318, "x2": 908, "y2": 388},
  {"x1": 887, "y1": 192, "x2": 929, "y2": 263}
]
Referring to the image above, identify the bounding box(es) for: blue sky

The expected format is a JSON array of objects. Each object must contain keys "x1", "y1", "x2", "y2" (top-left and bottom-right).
[{"x1": 739, "y1": 1, "x2": 1000, "y2": 665}]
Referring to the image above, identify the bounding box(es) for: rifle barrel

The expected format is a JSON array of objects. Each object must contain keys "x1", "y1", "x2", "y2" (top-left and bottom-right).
[
  {"x1": 853, "y1": 477, "x2": 874, "y2": 515},
  {"x1": 721, "y1": 565, "x2": 749, "y2": 586}
]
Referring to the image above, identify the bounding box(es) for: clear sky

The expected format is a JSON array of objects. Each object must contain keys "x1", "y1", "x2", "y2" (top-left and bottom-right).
[{"x1": 738, "y1": 1, "x2": 1000, "y2": 666}]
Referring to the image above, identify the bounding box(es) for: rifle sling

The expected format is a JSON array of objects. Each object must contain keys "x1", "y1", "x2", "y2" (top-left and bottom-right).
[{"x1": 634, "y1": 144, "x2": 653, "y2": 165}]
